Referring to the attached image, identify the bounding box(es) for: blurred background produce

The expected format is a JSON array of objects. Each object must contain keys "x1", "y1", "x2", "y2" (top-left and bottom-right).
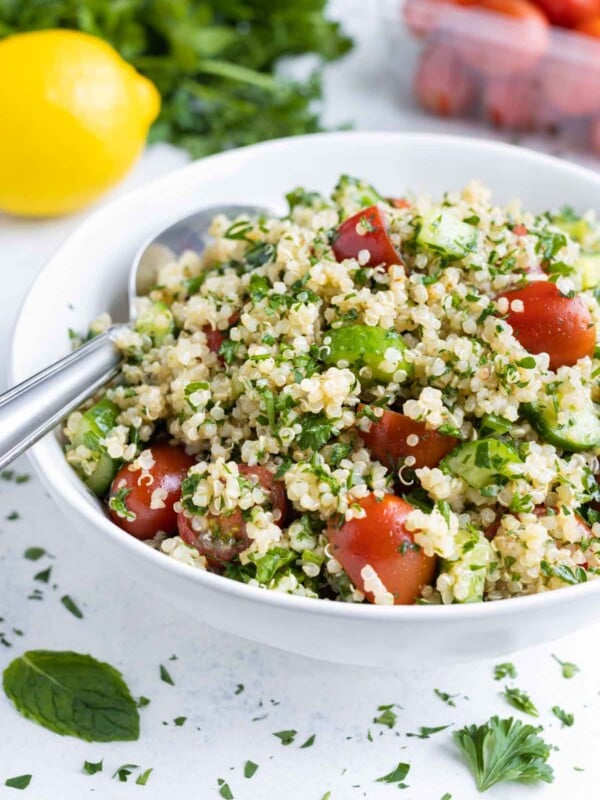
[
  {"x1": 403, "y1": 0, "x2": 600, "y2": 155},
  {"x1": 0, "y1": 0, "x2": 351, "y2": 217}
]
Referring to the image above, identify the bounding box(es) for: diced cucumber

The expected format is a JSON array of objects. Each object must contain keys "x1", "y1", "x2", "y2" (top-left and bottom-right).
[
  {"x1": 417, "y1": 208, "x2": 478, "y2": 259},
  {"x1": 440, "y1": 528, "x2": 494, "y2": 603},
  {"x1": 323, "y1": 324, "x2": 412, "y2": 384},
  {"x1": 331, "y1": 175, "x2": 383, "y2": 220},
  {"x1": 440, "y1": 439, "x2": 522, "y2": 490},
  {"x1": 135, "y1": 300, "x2": 174, "y2": 345},
  {"x1": 69, "y1": 397, "x2": 121, "y2": 496},
  {"x1": 522, "y1": 399, "x2": 600, "y2": 453},
  {"x1": 575, "y1": 253, "x2": 600, "y2": 290},
  {"x1": 551, "y1": 212, "x2": 597, "y2": 249}
]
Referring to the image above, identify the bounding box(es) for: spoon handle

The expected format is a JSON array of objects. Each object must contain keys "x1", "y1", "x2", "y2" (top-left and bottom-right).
[{"x1": 0, "y1": 329, "x2": 122, "y2": 470}]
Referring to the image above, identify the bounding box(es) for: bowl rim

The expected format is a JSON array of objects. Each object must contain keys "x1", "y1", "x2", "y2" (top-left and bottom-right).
[{"x1": 10, "y1": 129, "x2": 600, "y2": 623}]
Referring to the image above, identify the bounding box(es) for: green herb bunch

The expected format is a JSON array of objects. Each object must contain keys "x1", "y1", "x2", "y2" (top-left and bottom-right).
[{"x1": 0, "y1": 0, "x2": 352, "y2": 157}]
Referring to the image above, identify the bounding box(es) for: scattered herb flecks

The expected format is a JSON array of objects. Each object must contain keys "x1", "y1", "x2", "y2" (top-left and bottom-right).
[
  {"x1": 61, "y1": 595, "x2": 83, "y2": 619},
  {"x1": 494, "y1": 663, "x2": 517, "y2": 681},
  {"x1": 407, "y1": 725, "x2": 451, "y2": 739},
  {"x1": 5, "y1": 774, "x2": 32, "y2": 790},
  {"x1": 159, "y1": 665, "x2": 174, "y2": 686},
  {"x1": 434, "y1": 689, "x2": 458, "y2": 707},
  {"x1": 273, "y1": 729, "x2": 297, "y2": 746},
  {"x1": 244, "y1": 761, "x2": 258, "y2": 779},
  {"x1": 83, "y1": 760, "x2": 103, "y2": 775},
  {"x1": 552, "y1": 706, "x2": 574, "y2": 727},
  {"x1": 502, "y1": 687, "x2": 539, "y2": 717},
  {"x1": 218, "y1": 778, "x2": 234, "y2": 799},
  {"x1": 23, "y1": 547, "x2": 45, "y2": 561},
  {"x1": 373, "y1": 704, "x2": 398, "y2": 729},
  {"x1": 376, "y1": 762, "x2": 410, "y2": 788},
  {"x1": 552, "y1": 654, "x2": 579, "y2": 679}
]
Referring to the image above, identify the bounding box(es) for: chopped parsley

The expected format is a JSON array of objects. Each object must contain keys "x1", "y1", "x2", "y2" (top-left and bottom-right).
[
  {"x1": 5, "y1": 775, "x2": 31, "y2": 790},
  {"x1": 61, "y1": 595, "x2": 83, "y2": 619},
  {"x1": 113, "y1": 764, "x2": 138, "y2": 782},
  {"x1": 502, "y1": 687, "x2": 539, "y2": 717},
  {"x1": 407, "y1": 724, "x2": 451, "y2": 739},
  {"x1": 552, "y1": 654, "x2": 579, "y2": 679},
  {"x1": 494, "y1": 662, "x2": 517, "y2": 681},
  {"x1": 23, "y1": 547, "x2": 45, "y2": 561},
  {"x1": 376, "y1": 762, "x2": 410, "y2": 789},
  {"x1": 434, "y1": 689, "x2": 458, "y2": 707},
  {"x1": 453, "y1": 716, "x2": 554, "y2": 791},
  {"x1": 217, "y1": 778, "x2": 234, "y2": 799},
  {"x1": 273, "y1": 729, "x2": 297, "y2": 746},
  {"x1": 34, "y1": 567, "x2": 52, "y2": 583},
  {"x1": 136, "y1": 768, "x2": 153, "y2": 786},
  {"x1": 6, "y1": 511, "x2": 20, "y2": 521},
  {"x1": 551, "y1": 706, "x2": 574, "y2": 727},
  {"x1": 159, "y1": 664, "x2": 174, "y2": 685},
  {"x1": 244, "y1": 761, "x2": 259, "y2": 779},
  {"x1": 83, "y1": 760, "x2": 103, "y2": 775},
  {"x1": 137, "y1": 696, "x2": 151, "y2": 708},
  {"x1": 234, "y1": 684, "x2": 245, "y2": 695},
  {"x1": 300, "y1": 734, "x2": 316, "y2": 749},
  {"x1": 297, "y1": 413, "x2": 336, "y2": 451},
  {"x1": 373, "y1": 704, "x2": 398, "y2": 729},
  {"x1": 107, "y1": 487, "x2": 135, "y2": 521},
  {"x1": 173, "y1": 716, "x2": 187, "y2": 727}
]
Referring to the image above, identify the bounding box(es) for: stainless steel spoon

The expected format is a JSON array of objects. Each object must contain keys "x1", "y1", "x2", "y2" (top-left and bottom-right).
[{"x1": 0, "y1": 204, "x2": 270, "y2": 470}]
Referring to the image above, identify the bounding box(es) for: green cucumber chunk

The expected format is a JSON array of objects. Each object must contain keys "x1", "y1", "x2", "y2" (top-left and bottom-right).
[
  {"x1": 331, "y1": 175, "x2": 383, "y2": 219},
  {"x1": 69, "y1": 397, "x2": 121, "y2": 496},
  {"x1": 323, "y1": 324, "x2": 412, "y2": 384},
  {"x1": 135, "y1": 300, "x2": 174, "y2": 345},
  {"x1": 440, "y1": 439, "x2": 522, "y2": 490},
  {"x1": 440, "y1": 528, "x2": 494, "y2": 603},
  {"x1": 417, "y1": 208, "x2": 478, "y2": 259},
  {"x1": 522, "y1": 399, "x2": 600, "y2": 453},
  {"x1": 575, "y1": 253, "x2": 600, "y2": 290}
]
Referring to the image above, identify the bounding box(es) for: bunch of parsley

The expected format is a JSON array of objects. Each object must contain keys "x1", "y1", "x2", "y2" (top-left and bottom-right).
[{"x1": 0, "y1": 0, "x2": 352, "y2": 156}]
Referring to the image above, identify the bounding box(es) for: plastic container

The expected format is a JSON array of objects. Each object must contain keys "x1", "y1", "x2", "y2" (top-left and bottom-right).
[{"x1": 398, "y1": 0, "x2": 600, "y2": 155}]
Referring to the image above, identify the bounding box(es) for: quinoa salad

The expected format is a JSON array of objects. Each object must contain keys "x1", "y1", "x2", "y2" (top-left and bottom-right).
[{"x1": 63, "y1": 176, "x2": 600, "y2": 606}]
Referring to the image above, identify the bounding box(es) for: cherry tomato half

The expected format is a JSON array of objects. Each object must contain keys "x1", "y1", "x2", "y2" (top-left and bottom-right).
[
  {"x1": 575, "y1": 14, "x2": 600, "y2": 33},
  {"x1": 328, "y1": 493, "x2": 437, "y2": 605},
  {"x1": 358, "y1": 407, "x2": 459, "y2": 471},
  {"x1": 108, "y1": 444, "x2": 196, "y2": 540},
  {"x1": 203, "y1": 312, "x2": 240, "y2": 358},
  {"x1": 534, "y1": 0, "x2": 600, "y2": 27},
  {"x1": 458, "y1": 0, "x2": 549, "y2": 77},
  {"x1": 177, "y1": 465, "x2": 287, "y2": 565},
  {"x1": 498, "y1": 281, "x2": 596, "y2": 370},
  {"x1": 332, "y1": 205, "x2": 400, "y2": 268},
  {"x1": 414, "y1": 45, "x2": 478, "y2": 118},
  {"x1": 484, "y1": 74, "x2": 542, "y2": 130}
]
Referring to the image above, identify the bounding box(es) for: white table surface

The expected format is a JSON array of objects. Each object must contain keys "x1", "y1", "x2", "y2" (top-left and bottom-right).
[{"x1": 2, "y1": 3, "x2": 600, "y2": 798}]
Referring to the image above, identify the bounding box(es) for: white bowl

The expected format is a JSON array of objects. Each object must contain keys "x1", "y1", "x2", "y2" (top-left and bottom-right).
[{"x1": 11, "y1": 132, "x2": 600, "y2": 667}]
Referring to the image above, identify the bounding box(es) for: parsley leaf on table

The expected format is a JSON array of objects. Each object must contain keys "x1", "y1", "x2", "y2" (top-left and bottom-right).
[
  {"x1": 453, "y1": 716, "x2": 554, "y2": 791},
  {"x1": 494, "y1": 662, "x2": 517, "y2": 681},
  {"x1": 552, "y1": 706, "x2": 574, "y2": 727},
  {"x1": 376, "y1": 762, "x2": 410, "y2": 788},
  {"x1": 502, "y1": 687, "x2": 539, "y2": 717}
]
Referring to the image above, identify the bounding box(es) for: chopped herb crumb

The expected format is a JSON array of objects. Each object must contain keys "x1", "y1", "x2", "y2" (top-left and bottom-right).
[
  {"x1": 502, "y1": 687, "x2": 539, "y2": 717},
  {"x1": 440, "y1": 795, "x2": 452, "y2": 800},
  {"x1": 83, "y1": 760, "x2": 103, "y2": 775},
  {"x1": 217, "y1": 778, "x2": 234, "y2": 799},
  {"x1": 234, "y1": 683, "x2": 244, "y2": 695},
  {"x1": 244, "y1": 761, "x2": 258, "y2": 779},
  {"x1": 6, "y1": 511, "x2": 20, "y2": 521},
  {"x1": 34, "y1": 567, "x2": 52, "y2": 583},
  {"x1": 551, "y1": 706, "x2": 574, "y2": 727},
  {"x1": 23, "y1": 547, "x2": 45, "y2": 561},
  {"x1": 494, "y1": 662, "x2": 517, "y2": 681},
  {"x1": 112, "y1": 764, "x2": 138, "y2": 782},
  {"x1": 136, "y1": 768, "x2": 153, "y2": 786},
  {"x1": 376, "y1": 762, "x2": 410, "y2": 788},
  {"x1": 61, "y1": 595, "x2": 83, "y2": 619},
  {"x1": 407, "y1": 724, "x2": 451, "y2": 739},
  {"x1": 300, "y1": 734, "x2": 316, "y2": 748},
  {"x1": 373, "y1": 703, "x2": 399, "y2": 729},
  {"x1": 159, "y1": 665, "x2": 174, "y2": 685},
  {"x1": 273, "y1": 729, "x2": 297, "y2": 746},
  {"x1": 137, "y1": 696, "x2": 151, "y2": 708},
  {"x1": 173, "y1": 716, "x2": 186, "y2": 727},
  {"x1": 434, "y1": 689, "x2": 458, "y2": 707},
  {"x1": 552, "y1": 654, "x2": 579, "y2": 679},
  {"x1": 5, "y1": 775, "x2": 32, "y2": 790}
]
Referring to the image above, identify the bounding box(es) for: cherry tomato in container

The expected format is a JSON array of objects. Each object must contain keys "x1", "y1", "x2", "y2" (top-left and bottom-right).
[
  {"x1": 483, "y1": 74, "x2": 542, "y2": 130},
  {"x1": 534, "y1": 0, "x2": 600, "y2": 27},
  {"x1": 498, "y1": 281, "x2": 596, "y2": 370},
  {"x1": 575, "y1": 14, "x2": 600, "y2": 33},
  {"x1": 404, "y1": 0, "x2": 480, "y2": 38},
  {"x1": 541, "y1": 43, "x2": 600, "y2": 115},
  {"x1": 458, "y1": 0, "x2": 549, "y2": 76},
  {"x1": 108, "y1": 444, "x2": 196, "y2": 539},
  {"x1": 328, "y1": 493, "x2": 437, "y2": 605},
  {"x1": 358, "y1": 407, "x2": 459, "y2": 471},
  {"x1": 332, "y1": 205, "x2": 400, "y2": 268},
  {"x1": 414, "y1": 44, "x2": 478, "y2": 117},
  {"x1": 177, "y1": 465, "x2": 287, "y2": 565},
  {"x1": 591, "y1": 117, "x2": 600, "y2": 153}
]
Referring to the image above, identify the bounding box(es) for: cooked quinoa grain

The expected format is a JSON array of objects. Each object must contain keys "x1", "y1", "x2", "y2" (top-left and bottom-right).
[{"x1": 64, "y1": 176, "x2": 600, "y2": 605}]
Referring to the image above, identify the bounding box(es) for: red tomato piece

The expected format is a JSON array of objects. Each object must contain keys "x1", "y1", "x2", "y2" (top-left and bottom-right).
[
  {"x1": 328, "y1": 494, "x2": 437, "y2": 605},
  {"x1": 535, "y1": 0, "x2": 600, "y2": 27},
  {"x1": 414, "y1": 45, "x2": 478, "y2": 118},
  {"x1": 484, "y1": 74, "x2": 542, "y2": 130},
  {"x1": 203, "y1": 325, "x2": 225, "y2": 354},
  {"x1": 177, "y1": 464, "x2": 287, "y2": 565},
  {"x1": 358, "y1": 407, "x2": 459, "y2": 471},
  {"x1": 498, "y1": 281, "x2": 596, "y2": 370},
  {"x1": 575, "y1": 14, "x2": 600, "y2": 33},
  {"x1": 390, "y1": 198, "x2": 412, "y2": 209},
  {"x1": 513, "y1": 223, "x2": 529, "y2": 235},
  {"x1": 332, "y1": 205, "x2": 400, "y2": 268},
  {"x1": 108, "y1": 444, "x2": 196, "y2": 540},
  {"x1": 458, "y1": 0, "x2": 549, "y2": 76}
]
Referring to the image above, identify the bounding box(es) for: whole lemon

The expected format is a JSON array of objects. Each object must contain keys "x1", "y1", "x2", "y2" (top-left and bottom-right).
[{"x1": 0, "y1": 29, "x2": 160, "y2": 217}]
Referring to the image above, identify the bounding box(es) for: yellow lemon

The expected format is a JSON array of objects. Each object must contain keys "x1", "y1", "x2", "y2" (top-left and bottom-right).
[{"x1": 0, "y1": 29, "x2": 160, "y2": 217}]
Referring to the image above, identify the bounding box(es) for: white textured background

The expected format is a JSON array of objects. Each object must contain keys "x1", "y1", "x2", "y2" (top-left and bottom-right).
[{"x1": 1, "y1": 2, "x2": 599, "y2": 797}]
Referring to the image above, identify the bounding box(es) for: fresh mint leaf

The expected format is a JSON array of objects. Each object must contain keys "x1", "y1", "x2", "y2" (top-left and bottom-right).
[
  {"x1": 453, "y1": 716, "x2": 554, "y2": 791},
  {"x1": 3, "y1": 650, "x2": 139, "y2": 742}
]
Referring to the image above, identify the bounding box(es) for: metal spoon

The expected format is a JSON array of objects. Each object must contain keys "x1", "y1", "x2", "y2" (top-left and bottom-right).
[{"x1": 0, "y1": 204, "x2": 271, "y2": 470}]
